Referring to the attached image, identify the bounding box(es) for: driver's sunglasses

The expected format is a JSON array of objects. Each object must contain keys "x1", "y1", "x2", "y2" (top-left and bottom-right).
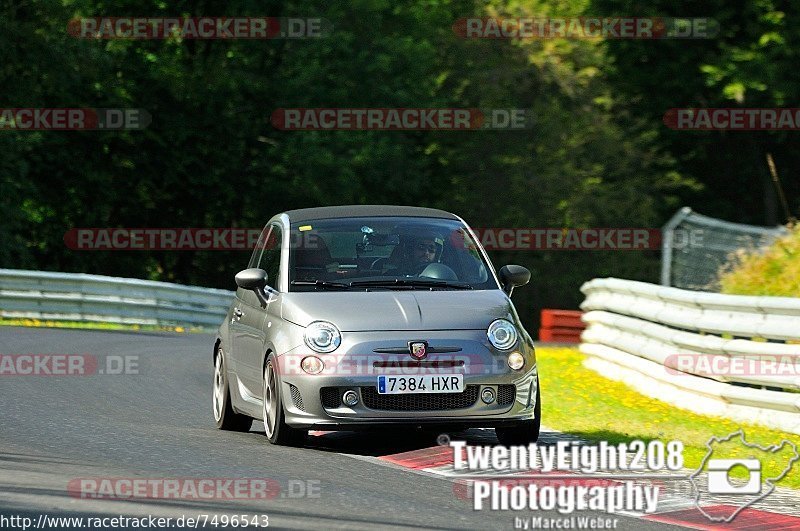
[{"x1": 416, "y1": 243, "x2": 436, "y2": 253}]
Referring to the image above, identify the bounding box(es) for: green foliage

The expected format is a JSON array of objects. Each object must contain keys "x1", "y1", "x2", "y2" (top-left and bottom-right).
[
  {"x1": 5, "y1": 0, "x2": 794, "y2": 329},
  {"x1": 591, "y1": 0, "x2": 800, "y2": 225},
  {"x1": 719, "y1": 224, "x2": 800, "y2": 296}
]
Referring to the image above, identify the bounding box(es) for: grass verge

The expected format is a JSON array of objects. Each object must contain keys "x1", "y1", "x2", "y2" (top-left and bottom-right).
[
  {"x1": 718, "y1": 223, "x2": 799, "y2": 296},
  {"x1": 0, "y1": 318, "x2": 206, "y2": 334},
  {"x1": 538, "y1": 346, "x2": 800, "y2": 489}
]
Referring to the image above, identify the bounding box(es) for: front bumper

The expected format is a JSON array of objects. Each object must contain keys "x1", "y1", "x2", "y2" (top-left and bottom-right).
[{"x1": 277, "y1": 330, "x2": 538, "y2": 429}]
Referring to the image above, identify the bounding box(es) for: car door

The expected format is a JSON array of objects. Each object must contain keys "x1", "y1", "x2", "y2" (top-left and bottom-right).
[
  {"x1": 236, "y1": 223, "x2": 283, "y2": 398},
  {"x1": 229, "y1": 225, "x2": 270, "y2": 397}
]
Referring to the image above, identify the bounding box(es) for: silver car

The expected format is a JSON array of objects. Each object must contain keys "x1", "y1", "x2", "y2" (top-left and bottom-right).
[{"x1": 213, "y1": 205, "x2": 540, "y2": 446}]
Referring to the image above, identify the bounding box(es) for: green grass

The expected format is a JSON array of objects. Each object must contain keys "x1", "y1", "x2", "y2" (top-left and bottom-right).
[
  {"x1": 539, "y1": 347, "x2": 800, "y2": 489},
  {"x1": 0, "y1": 317, "x2": 206, "y2": 333},
  {"x1": 719, "y1": 223, "x2": 800, "y2": 296}
]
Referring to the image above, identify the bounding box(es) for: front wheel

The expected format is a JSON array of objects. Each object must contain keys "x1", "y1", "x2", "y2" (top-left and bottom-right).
[
  {"x1": 213, "y1": 347, "x2": 253, "y2": 432},
  {"x1": 262, "y1": 355, "x2": 306, "y2": 446},
  {"x1": 495, "y1": 377, "x2": 541, "y2": 445}
]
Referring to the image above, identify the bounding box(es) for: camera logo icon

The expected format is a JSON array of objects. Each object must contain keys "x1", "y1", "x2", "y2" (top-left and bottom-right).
[
  {"x1": 690, "y1": 430, "x2": 799, "y2": 523},
  {"x1": 706, "y1": 458, "x2": 762, "y2": 495}
]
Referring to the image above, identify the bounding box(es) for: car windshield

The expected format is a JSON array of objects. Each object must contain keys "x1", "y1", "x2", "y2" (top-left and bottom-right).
[{"x1": 288, "y1": 217, "x2": 497, "y2": 291}]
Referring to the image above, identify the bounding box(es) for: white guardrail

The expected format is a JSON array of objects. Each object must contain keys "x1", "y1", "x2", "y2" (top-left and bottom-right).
[
  {"x1": 0, "y1": 269, "x2": 234, "y2": 328},
  {"x1": 580, "y1": 278, "x2": 800, "y2": 435}
]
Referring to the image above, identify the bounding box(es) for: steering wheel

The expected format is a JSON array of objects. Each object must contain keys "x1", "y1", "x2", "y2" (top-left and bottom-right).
[
  {"x1": 370, "y1": 257, "x2": 388, "y2": 270},
  {"x1": 418, "y1": 263, "x2": 458, "y2": 281}
]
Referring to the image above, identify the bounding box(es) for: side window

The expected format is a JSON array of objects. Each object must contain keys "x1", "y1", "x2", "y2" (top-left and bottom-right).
[
  {"x1": 248, "y1": 226, "x2": 271, "y2": 269},
  {"x1": 257, "y1": 224, "x2": 282, "y2": 290}
]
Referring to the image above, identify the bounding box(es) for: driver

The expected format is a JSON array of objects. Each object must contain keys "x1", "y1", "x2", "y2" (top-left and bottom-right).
[{"x1": 403, "y1": 231, "x2": 444, "y2": 275}]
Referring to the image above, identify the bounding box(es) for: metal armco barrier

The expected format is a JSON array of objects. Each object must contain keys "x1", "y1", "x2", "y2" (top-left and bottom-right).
[
  {"x1": 0, "y1": 269, "x2": 234, "y2": 328},
  {"x1": 539, "y1": 309, "x2": 585, "y2": 343},
  {"x1": 580, "y1": 277, "x2": 800, "y2": 435}
]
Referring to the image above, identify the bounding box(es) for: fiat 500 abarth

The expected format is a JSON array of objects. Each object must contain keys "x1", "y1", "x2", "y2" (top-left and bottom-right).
[{"x1": 213, "y1": 205, "x2": 540, "y2": 445}]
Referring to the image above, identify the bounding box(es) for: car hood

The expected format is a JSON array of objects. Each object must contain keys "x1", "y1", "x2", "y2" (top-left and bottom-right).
[{"x1": 280, "y1": 290, "x2": 515, "y2": 331}]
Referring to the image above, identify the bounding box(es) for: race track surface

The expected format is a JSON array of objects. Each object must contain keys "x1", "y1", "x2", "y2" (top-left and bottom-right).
[{"x1": 0, "y1": 327, "x2": 681, "y2": 530}]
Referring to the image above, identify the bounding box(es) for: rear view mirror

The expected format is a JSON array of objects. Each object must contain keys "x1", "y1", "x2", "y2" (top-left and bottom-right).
[
  {"x1": 366, "y1": 233, "x2": 400, "y2": 246},
  {"x1": 358, "y1": 233, "x2": 400, "y2": 255},
  {"x1": 498, "y1": 265, "x2": 531, "y2": 296},
  {"x1": 235, "y1": 268, "x2": 269, "y2": 308}
]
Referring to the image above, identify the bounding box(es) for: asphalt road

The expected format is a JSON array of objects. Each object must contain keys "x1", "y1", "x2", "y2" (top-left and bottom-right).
[{"x1": 0, "y1": 326, "x2": 681, "y2": 530}]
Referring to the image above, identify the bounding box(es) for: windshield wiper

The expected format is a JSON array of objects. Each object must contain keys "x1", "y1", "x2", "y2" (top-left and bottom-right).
[
  {"x1": 290, "y1": 280, "x2": 351, "y2": 290},
  {"x1": 349, "y1": 278, "x2": 473, "y2": 290}
]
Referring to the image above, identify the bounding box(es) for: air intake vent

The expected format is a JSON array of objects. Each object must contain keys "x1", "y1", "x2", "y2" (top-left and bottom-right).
[
  {"x1": 360, "y1": 385, "x2": 479, "y2": 411},
  {"x1": 497, "y1": 384, "x2": 516, "y2": 406},
  {"x1": 289, "y1": 384, "x2": 305, "y2": 411},
  {"x1": 320, "y1": 387, "x2": 341, "y2": 409}
]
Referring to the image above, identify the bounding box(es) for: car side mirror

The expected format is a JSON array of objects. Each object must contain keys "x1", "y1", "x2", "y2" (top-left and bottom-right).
[
  {"x1": 235, "y1": 268, "x2": 269, "y2": 308},
  {"x1": 498, "y1": 265, "x2": 530, "y2": 296}
]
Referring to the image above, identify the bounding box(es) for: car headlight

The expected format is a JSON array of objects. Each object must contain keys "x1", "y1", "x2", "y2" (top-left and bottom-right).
[
  {"x1": 304, "y1": 321, "x2": 341, "y2": 353},
  {"x1": 487, "y1": 319, "x2": 518, "y2": 350}
]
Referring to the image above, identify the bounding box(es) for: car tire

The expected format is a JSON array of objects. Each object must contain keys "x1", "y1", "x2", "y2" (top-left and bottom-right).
[
  {"x1": 495, "y1": 377, "x2": 541, "y2": 446},
  {"x1": 262, "y1": 354, "x2": 307, "y2": 446},
  {"x1": 213, "y1": 346, "x2": 253, "y2": 432}
]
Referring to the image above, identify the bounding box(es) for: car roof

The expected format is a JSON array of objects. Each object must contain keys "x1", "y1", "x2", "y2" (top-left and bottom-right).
[{"x1": 283, "y1": 205, "x2": 460, "y2": 223}]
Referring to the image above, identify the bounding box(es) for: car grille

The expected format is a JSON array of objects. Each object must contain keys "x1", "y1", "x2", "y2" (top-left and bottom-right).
[
  {"x1": 289, "y1": 384, "x2": 305, "y2": 411},
  {"x1": 320, "y1": 387, "x2": 341, "y2": 408},
  {"x1": 360, "y1": 385, "x2": 480, "y2": 411},
  {"x1": 497, "y1": 384, "x2": 516, "y2": 406}
]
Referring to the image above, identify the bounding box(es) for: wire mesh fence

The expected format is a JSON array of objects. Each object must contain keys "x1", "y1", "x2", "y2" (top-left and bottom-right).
[{"x1": 661, "y1": 207, "x2": 788, "y2": 291}]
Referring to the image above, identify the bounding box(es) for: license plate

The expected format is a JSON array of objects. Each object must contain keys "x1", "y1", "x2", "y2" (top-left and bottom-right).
[{"x1": 377, "y1": 374, "x2": 464, "y2": 394}]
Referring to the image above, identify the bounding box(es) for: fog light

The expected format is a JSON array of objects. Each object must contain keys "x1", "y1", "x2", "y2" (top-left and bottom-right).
[
  {"x1": 301, "y1": 356, "x2": 324, "y2": 374},
  {"x1": 481, "y1": 387, "x2": 496, "y2": 404},
  {"x1": 507, "y1": 352, "x2": 524, "y2": 371},
  {"x1": 343, "y1": 390, "x2": 359, "y2": 407}
]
